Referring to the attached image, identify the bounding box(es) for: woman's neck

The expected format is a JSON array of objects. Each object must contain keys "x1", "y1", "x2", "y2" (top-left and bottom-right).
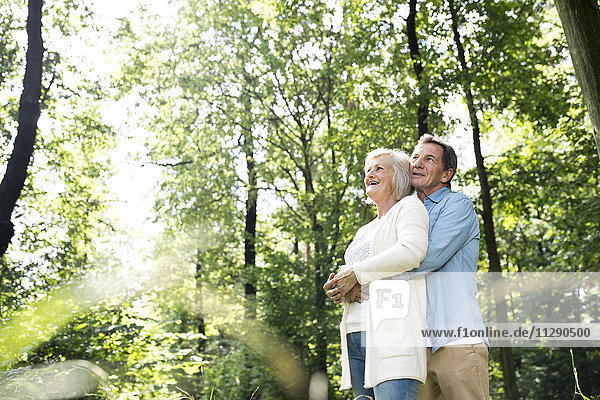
[{"x1": 375, "y1": 197, "x2": 397, "y2": 218}]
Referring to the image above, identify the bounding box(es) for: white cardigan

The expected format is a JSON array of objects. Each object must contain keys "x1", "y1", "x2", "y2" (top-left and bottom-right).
[{"x1": 339, "y1": 195, "x2": 429, "y2": 389}]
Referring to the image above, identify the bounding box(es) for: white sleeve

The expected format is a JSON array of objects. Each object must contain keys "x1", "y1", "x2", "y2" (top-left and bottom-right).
[{"x1": 353, "y1": 198, "x2": 429, "y2": 285}]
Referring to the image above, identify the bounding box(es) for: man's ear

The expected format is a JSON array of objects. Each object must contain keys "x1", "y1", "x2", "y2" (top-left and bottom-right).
[{"x1": 441, "y1": 168, "x2": 454, "y2": 184}]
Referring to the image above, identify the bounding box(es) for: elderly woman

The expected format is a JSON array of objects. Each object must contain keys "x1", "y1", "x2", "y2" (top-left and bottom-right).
[{"x1": 323, "y1": 148, "x2": 429, "y2": 400}]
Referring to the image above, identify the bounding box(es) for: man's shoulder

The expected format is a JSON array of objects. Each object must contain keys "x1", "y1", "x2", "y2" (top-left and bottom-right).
[
  {"x1": 444, "y1": 190, "x2": 475, "y2": 205},
  {"x1": 431, "y1": 188, "x2": 473, "y2": 204},
  {"x1": 435, "y1": 190, "x2": 477, "y2": 217},
  {"x1": 430, "y1": 189, "x2": 480, "y2": 240}
]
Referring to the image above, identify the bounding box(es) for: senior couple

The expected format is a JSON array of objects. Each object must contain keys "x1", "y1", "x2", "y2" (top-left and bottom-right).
[{"x1": 323, "y1": 135, "x2": 489, "y2": 400}]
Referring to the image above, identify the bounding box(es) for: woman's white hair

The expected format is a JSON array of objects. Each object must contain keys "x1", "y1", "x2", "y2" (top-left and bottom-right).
[{"x1": 364, "y1": 148, "x2": 413, "y2": 202}]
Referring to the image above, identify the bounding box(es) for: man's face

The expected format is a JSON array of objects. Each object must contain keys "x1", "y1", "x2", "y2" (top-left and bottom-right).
[{"x1": 410, "y1": 143, "x2": 452, "y2": 195}]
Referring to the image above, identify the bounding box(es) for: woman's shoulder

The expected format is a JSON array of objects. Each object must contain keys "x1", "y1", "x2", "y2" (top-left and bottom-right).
[
  {"x1": 386, "y1": 196, "x2": 429, "y2": 228},
  {"x1": 393, "y1": 195, "x2": 427, "y2": 213}
]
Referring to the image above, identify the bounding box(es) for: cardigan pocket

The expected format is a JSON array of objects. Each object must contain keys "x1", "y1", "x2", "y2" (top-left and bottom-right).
[
  {"x1": 368, "y1": 318, "x2": 419, "y2": 358},
  {"x1": 379, "y1": 347, "x2": 416, "y2": 358}
]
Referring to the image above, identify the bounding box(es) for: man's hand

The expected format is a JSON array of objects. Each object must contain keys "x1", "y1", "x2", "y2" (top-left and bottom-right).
[
  {"x1": 334, "y1": 265, "x2": 358, "y2": 297},
  {"x1": 347, "y1": 283, "x2": 369, "y2": 303},
  {"x1": 346, "y1": 283, "x2": 362, "y2": 303}
]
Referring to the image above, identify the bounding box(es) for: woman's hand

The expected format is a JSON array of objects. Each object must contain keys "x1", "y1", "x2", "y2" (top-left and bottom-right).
[
  {"x1": 323, "y1": 273, "x2": 344, "y2": 304},
  {"x1": 324, "y1": 268, "x2": 365, "y2": 304}
]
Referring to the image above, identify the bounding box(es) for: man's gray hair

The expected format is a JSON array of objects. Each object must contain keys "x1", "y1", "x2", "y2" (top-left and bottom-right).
[{"x1": 364, "y1": 148, "x2": 413, "y2": 202}]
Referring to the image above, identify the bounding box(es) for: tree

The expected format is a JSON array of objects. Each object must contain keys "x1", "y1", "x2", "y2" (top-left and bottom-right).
[
  {"x1": 406, "y1": 0, "x2": 431, "y2": 138},
  {"x1": 555, "y1": 0, "x2": 600, "y2": 159},
  {"x1": 0, "y1": 0, "x2": 44, "y2": 257},
  {"x1": 1, "y1": 0, "x2": 115, "y2": 319},
  {"x1": 446, "y1": 0, "x2": 530, "y2": 397},
  {"x1": 443, "y1": 1, "x2": 597, "y2": 397},
  {"x1": 95, "y1": 0, "x2": 600, "y2": 397}
]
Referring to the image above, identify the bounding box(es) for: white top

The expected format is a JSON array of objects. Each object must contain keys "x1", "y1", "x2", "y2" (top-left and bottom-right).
[
  {"x1": 344, "y1": 218, "x2": 381, "y2": 333},
  {"x1": 339, "y1": 196, "x2": 429, "y2": 389}
]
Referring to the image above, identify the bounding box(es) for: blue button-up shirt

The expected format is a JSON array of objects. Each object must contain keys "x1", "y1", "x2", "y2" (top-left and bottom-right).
[{"x1": 398, "y1": 187, "x2": 488, "y2": 352}]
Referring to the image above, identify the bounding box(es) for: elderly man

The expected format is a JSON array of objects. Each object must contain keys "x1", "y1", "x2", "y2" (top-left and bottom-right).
[
  {"x1": 324, "y1": 134, "x2": 489, "y2": 400},
  {"x1": 408, "y1": 134, "x2": 488, "y2": 400}
]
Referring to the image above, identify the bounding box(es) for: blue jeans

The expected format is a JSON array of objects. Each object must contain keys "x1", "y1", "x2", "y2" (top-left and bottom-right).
[{"x1": 347, "y1": 332, "x2": 420, "y2": 400}]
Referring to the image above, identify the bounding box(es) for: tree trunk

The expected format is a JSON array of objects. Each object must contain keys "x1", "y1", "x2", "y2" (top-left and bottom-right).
[
  {"x1": 239, "y1": 64, "x2": 259, "y2": 320},
  {"x1": 0, "y1": 0, "x2": 44, "y2": 257},
  {"x1": 302, "y1": 138, "x2": 328, "y2": 374},
  {"x1": 555, "y1": 0, "x2": 600, "y2": 159},
  {"x1": 242, "y1": 124, "x2": 258, "y2": 320},
  {"x1": 448, "y1": 1, "x2": 519, "y2": 398},
  {"x1": 195, "y1": 252, "x2": 206, "y2": 354},
  {"x1": 406, "y1": 0, "x2": 430, "y2": 138}
]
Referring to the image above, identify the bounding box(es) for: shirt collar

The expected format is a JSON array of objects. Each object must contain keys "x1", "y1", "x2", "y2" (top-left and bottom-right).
[{"x1": 424, "y1": 187, "x2": 450, "y2": 204}]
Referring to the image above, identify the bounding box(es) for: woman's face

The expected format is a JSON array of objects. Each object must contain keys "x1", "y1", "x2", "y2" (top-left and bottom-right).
[{"x1": 364, "y1": 155, "x2": 395, "y2": 204}]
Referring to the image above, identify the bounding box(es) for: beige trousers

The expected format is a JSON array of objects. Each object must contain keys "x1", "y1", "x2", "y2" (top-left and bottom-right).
[{"x1": 418, "y1": 343, "x2": 489, "y2": 400}]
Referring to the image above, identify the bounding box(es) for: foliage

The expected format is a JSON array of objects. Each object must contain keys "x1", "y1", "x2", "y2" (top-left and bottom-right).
[{"x1": 1, "y1": 0, "x2": 599, "y2": 399}]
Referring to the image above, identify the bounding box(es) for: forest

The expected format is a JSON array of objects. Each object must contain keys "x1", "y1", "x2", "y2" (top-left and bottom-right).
[{"x1": 0, "y1": 0, "x2": 599, "y2": 399}]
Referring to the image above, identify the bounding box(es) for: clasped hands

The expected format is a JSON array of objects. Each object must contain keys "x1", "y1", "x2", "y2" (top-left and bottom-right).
[{"x1": 323, "y1": 265, "x2": 369, "y2": 305}]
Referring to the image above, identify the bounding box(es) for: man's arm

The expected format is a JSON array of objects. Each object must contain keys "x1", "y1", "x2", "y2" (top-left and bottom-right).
[{"x1": 398, "y1": 195, "x2": 478, "y2": 280}]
